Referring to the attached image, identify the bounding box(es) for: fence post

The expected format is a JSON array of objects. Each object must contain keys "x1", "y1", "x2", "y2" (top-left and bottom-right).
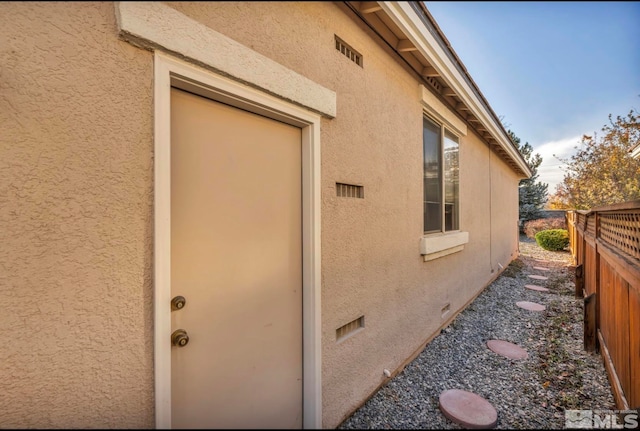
[
  {"x1": 584, "y1": 292, "x2": 597, "y2": 352},
  {"x1": 593, "y1": 211, "x2": 600, "y2": 353},
  {"x1": 575, "y1": 264, "x2": 584, "y2": 299}
]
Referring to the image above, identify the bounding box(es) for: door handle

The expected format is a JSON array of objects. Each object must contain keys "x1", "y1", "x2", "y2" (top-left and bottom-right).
[{"x1": 172, "y1": 329, "x2": 189, "y2": 347}]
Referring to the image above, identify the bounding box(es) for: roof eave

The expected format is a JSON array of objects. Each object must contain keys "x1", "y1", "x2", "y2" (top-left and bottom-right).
[{"x1": 377, "y1": 1, "x2": 532, "y2": 179}]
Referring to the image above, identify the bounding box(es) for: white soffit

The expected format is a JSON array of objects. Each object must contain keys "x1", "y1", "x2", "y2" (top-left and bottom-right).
[
  {"x1": 115, "y1": 1, "x2": 336, "y2": 118},
  {"x1": 378, "y1": 2, "x2": 531, "y2": 177}
]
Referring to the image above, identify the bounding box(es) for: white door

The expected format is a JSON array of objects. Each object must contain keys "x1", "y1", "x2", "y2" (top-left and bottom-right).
[{"x1": 170, "y1": 87, "x2": 303, "y2": 429}]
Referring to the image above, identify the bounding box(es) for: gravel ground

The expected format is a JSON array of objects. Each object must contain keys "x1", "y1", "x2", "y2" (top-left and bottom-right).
[{"x1": 339, "y1": 236, "x2": 616, "y2": 429}]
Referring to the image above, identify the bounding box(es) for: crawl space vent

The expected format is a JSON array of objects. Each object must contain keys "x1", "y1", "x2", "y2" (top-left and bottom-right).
[
  {"x1": 336, "y1": 316, "x2": 365, "y2": 342},
  {"x1": 336, "y1": 183, "x2": 364, "y2": 198}
]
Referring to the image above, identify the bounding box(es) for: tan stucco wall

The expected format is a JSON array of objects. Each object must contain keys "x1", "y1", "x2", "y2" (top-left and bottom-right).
[
  {"x1": 167, "y1": 2, "x2": 522, "y2": 428},
  {"x1": 1, "y1": 2, "x2": 522, "y2": 429},
  {"x1": 0, "y1": 2, "x2": 154, "y2": 428}
]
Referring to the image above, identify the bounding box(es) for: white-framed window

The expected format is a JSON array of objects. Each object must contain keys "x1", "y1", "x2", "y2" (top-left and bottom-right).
[{"x1": 423, "y1": 115, "x2": 460, "y2": 234}]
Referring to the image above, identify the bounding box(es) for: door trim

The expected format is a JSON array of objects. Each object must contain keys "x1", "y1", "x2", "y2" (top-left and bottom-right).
[
  {"x1": 116, "y1": 1, "x2": 336, "y2": 119},
  {"x1": 153, "y1": 51, "x2": 322, "y2": 429}
]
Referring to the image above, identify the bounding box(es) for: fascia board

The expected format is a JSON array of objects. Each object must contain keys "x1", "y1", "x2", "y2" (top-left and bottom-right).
[{"x1": 379, "y1": 2, "x2": 532, "y2": 178}]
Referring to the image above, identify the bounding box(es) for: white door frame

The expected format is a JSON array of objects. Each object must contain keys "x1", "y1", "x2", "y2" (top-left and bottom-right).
[{"x1": 153, "y1": 51, "x2": 322, "y2": 429}]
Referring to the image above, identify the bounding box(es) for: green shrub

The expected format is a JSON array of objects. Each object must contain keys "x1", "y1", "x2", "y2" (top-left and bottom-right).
[
  {"x1": 535, "y1": 229, "x2": 569, "y2": 251},
  {"x1": 524, "y1": 217, "x2": 566, "y2": 239}
]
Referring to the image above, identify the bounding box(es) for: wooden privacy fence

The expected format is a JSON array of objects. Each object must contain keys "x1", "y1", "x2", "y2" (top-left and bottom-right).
[{"x1": 567, "y1": 200, "x2": 640, "y2": 410}]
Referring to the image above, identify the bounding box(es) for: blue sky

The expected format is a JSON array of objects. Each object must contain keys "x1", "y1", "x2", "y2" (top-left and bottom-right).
[{"x1": 424, "y1": 1, "x2": 640, "y2": 194}]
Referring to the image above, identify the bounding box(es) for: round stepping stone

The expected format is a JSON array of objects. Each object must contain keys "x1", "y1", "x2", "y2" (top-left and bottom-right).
[
  {"x1": 439, "y1": 389, "x2": 498, "y2": 429},
  {"x1": 533, "y1": 266, "x2": 551, "y2": 271},
  {"x1": 528, "y1": 274, "x2": 548, "y2": 280},
  {"x1": 487, "y1": 339, "x2": 529, "y2": 360},
  {"x1": 516, "y1": 301, "x2": 546, "y2": 311},
  {"x1": 525, "y1": 284, "x2": 549, "y2": 292}
]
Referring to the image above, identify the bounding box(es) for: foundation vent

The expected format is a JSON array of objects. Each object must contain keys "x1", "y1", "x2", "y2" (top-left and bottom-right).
[
  {"x1": 335, "y1": 36, "x2": 363, "y2": 67},
  {"x1": 336, "y1": 182, "x2": 364, "y2": 198},
  {"x1": 336, "y1": 316, "x2": 365, "y2": 342}
]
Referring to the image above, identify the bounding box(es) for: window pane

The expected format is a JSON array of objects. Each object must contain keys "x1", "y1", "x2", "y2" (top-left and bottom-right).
[
  {"x1": 424, "y1": 117, "x2": 441, "y2": 232},
  {"x1": 444, "y1": 130, "x2": 459, "y2": 231}
]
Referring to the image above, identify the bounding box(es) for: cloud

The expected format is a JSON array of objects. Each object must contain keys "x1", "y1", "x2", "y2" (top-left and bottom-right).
[
  {"x1": 532, "y1": 135, "x2": 583, "y2": 193},
  {"x1": 535, "y1": 135, "x2": 582, "y2": 161}
]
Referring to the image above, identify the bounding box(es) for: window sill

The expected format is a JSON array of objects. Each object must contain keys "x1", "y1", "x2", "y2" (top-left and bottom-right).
[{"x1": 420, "y1": 231, "x2": 469, "y2": 261}]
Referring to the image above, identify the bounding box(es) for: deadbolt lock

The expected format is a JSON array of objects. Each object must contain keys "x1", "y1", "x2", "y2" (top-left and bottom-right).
[
  {"x1": 171, "y1": 329, "x2": 189, "y2": 347},
  {"x1": 171, "y1": 295, "x2": 186, "y2": 311}
]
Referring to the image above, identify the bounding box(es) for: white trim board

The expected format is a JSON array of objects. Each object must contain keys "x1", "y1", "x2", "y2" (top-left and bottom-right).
[
  {"x1": 420, "y1": 231, "x2": 469, "y2": 261},
  {"x1": 153, "y1": 52, "x2": 322, "y2": 429},
  {"x1": 116, "y1": 1, "x2": 336, "y2": 119}
]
